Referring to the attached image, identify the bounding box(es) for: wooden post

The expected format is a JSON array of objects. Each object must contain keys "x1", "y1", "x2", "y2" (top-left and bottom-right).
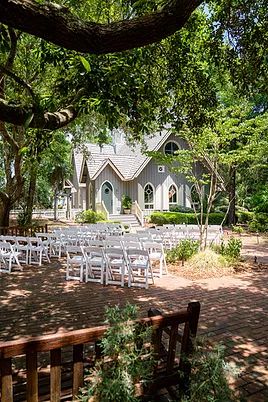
[
  {"x1": 179, "y1": 301, "x2": 200, "y2": 395},
  {"x1": 72, "y1": 344, "x2": 84, "y2": 398},
  {"x1": 26, "y1": 351, "x2": 38, "y2": 402},
  {"x1": 148, "y1": 308, "x2": 163, "y2": 356},
  {"x1": 50, "y1": 348, "x2": 61, "y2": 402},
  {"x1": 0, "y1": 357, "x2": 13, "y2": 402}
]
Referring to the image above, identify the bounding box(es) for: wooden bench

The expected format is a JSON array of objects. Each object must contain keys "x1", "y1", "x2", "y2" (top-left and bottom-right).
[{"x1": 0, "y1": 302, "x2": 200, "y2": 401}]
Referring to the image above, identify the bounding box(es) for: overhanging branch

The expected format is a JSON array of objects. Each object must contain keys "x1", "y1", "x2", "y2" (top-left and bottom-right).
[
  {"x1": 0, "y1": 99, "x2": 78, "y2": 130},
  {"x1": 0, "y1": 0, "x2": 203, "y2": 54}
]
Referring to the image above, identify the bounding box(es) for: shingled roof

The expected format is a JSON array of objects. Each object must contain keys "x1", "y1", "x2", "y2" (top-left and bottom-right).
[{"x1": 73, "y1": 130, "x2": 172, "y2": 182}]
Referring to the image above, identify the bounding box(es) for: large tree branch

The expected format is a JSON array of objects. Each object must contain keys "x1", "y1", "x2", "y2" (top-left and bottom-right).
[
  {"x1": 0, "y1": 98, "x2": 78, "y2": 130},
  {"x1": 0, "y1": 0, "x2": 203, "y2": 54}
]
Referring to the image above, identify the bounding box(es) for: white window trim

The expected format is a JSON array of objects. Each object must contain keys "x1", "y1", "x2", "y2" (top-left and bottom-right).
[
  {"x1": 144, "y1": 182, "x2": 155, "y2": 210},
  {"x1": 164, "y1": 140, "x2": 180, "y2": 156},
  {"x1": 168, "y1": 183, "x2": 179, "y2": 206}
]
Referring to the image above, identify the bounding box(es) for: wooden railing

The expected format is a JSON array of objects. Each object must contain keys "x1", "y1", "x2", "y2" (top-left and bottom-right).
[
  {"x1": 95, "y1": 201, "x2": 109, "y2": 220},
  {"x1": 0, "y1": 302, "x2": 200, "y2": 401},
  {"x1": 133, "y1": 200, "x2": 144, "y2": 227},
  {"x1": 0, "y1": 225, "x2": 48, "y2": 236}
]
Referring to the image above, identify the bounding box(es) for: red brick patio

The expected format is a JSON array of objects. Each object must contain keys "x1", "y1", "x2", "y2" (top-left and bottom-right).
[{"x1": 0, "y1": 235, "x2": 267, "y2": 401}]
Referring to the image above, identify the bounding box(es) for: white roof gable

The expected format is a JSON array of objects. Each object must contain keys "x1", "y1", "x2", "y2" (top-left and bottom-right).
[{"x1": 73, "y1": 130, "x2": 172, "y2": 182}]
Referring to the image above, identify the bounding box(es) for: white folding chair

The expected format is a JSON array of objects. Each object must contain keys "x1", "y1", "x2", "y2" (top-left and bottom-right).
[
  {"x1": 27, "y1": 237, "x2": 51, "y2": 266},
  {"x1": 0, "y1": 241, "x2": 22, "y2": 273},
  {"x1": 14, "y1": 236, "x2": 30, "y2": 264},
  {"x1": 143, "y1": 241, "x2": 167, "y2": 277},
  {"x1": 83, "y1": 246, "x2": 105, "y2": 284},
  {"x1": 126, "y1": 248, "x2": 154, "y2": 289},
  {"x1": 66, "y1": 245, "x2": 85, "y2": 282},
  {"x1": 105, "y1": 248, "x2": 127, "y2": 287}
]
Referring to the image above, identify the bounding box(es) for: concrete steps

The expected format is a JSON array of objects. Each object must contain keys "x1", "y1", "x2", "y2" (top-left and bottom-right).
[{"x1": 109, "y1": 214, "x2": 141, "y2": 227}]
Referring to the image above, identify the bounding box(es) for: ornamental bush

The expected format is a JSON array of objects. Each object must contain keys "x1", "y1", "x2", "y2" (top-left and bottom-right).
[
  {"x1": 236, "y1": 210, "x2": 254, "y2": 224},
  {"x1": 248, "y1": 213, "x2": 268, "y2": 232},
  {"x1": 213, "y1": 237, "x2": 242, "y2": 260},
  {"x1": 166, "y1": 239, "x2": 199, "y2": 264},
  {"x1": 75, "y1": 209, "x2": 105, "y2": 223},
  {"x1": 149, "y1": 211, "x2": 225, "y2": 226}
]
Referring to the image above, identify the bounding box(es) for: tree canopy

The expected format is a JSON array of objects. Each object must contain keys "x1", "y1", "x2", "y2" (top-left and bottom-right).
[{"x1": 0, "y1": 0, "x2": 267, "y2": 131}]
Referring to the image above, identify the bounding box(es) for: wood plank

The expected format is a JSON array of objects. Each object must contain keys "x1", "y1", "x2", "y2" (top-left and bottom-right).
[
  {"x1": 0, "y1": 310, "x2": 190, "y2": 358},
  {"x1": 26, "y1": 351, "x2": 38, "y2": 402},
  {"x1": 179, "y1": 301, "x2": 201, "y2": 395},
  {"x1": 72, "y1": 344, "x2": 84, "y2": 397},
  {"x1": 166, "y1": 323, "x2": 179, "y2": 374},
  {"x1": 0, "y1": 357, "x2": 13, "y2": 402},
  {"x1": 50, "y1": 348, "x2": 61, "y2": 402}
]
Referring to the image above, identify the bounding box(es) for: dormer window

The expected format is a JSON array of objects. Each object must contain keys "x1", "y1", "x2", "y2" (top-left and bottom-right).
[{"x1": 164, "y1": 141, "x2": 179, "y2": 155}]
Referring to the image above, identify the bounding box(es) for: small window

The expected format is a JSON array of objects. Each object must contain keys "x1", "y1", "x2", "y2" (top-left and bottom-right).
[
  {"x1": 144, "y1": 184, "x2": 154, "y2": 210},
  {"x1": 164, "y1": 141, "x2": 179, "y2": 155},
  {"x1": 168, "y1": 184, "x2": 177, "y2": 205}
]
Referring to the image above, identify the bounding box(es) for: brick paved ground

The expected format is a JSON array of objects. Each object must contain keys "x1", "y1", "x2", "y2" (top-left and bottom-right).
[{"x1": 0, "y1": 234, "x2": 267, "y2": 401}]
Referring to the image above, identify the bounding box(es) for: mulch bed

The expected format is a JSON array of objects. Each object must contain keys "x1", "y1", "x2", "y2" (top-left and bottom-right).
[{"x1": 167, "y1": 259, "x2": 267, "y2": 281}]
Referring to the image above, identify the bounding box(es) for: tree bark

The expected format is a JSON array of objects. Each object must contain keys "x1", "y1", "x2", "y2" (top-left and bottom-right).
[
  {"x1": 53, "y1": 189, "x2": 59, "y2": 221},
  {"x1": 0, "y1": 0, "x2": 202, "y2": 54},
  {"x1": 0, "y1": 99, "x2": 78, "y2": 130},
  {"x1": 228, "y1": 165, "x2": 236, "y2": 226},
  {"x1": 0, "y1": 196, "x2": 12, "y2": 232},
  {"x1": 23, "y1": 167, "x2": 37, "y2": 226}
]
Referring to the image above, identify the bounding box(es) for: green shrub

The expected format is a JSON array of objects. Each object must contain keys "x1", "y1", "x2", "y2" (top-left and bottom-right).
[
  {"x1": 248, "y1": 212, "x2": 268, "y2": 232},
  {"x1": 181, "y1": 339, "x2": 239, "y2": 402},
  {"x1": 214, "y1": 237, "x2": 242, "y2": 260},
  {"x1": 75, "y1": 209, "x2": 105, "y2": 224},
  {"x1": 249, "y1": 187, "x2": 268, "y2": 213},
  {"x1": 149, "y1": 212, "x2": 169, "y2": 225},
  {"x1": 231, "y1": 225, "x2": 244, "y2": 234},
  {"x1": 150, "y1": 211, "x2": 225, "y2": 226},
  {"x1": 166, "y1": 239, "x2": 199, "y2": 264},
  {"x1": 78, "y1": 304, "x2": 154, "y2": 402},
  {"x1": 169, "y1": 204, "x2": 194, "y2": 213},
  {"x1": 122, "y1": 194, "x2": 132, "y2": 209},
  {"x1": 236, "y1": 210, "x2": 254, "y2": 224}
]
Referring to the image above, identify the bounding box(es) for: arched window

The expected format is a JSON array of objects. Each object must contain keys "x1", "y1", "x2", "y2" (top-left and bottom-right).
[
  {"x1": 144, "y1": 183, "x2": 154, "y2": 210},
  {"x1": 164, "y1": 141, "x2": 179, "y2": 155},
  {"x1": 168, "y1": 184, "x2": 178, "y2": 206}
]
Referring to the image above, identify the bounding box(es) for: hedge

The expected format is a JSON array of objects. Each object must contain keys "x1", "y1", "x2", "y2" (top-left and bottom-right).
[{"x1": 150, "y1": 211, "x2": 225, "y2": 226}]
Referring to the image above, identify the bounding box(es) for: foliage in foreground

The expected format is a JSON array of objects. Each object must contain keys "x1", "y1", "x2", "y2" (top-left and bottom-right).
[
  {"x1": 181, "y1": 339, "x2": 239, "y2": 402},
  {"x1": 75, "y1": 209, "x2": 106, "y2": 224},
  {"x1": 166, "y1": 239, "x2": 199, "y2": 264},
  {"x1": 77, "y1": 304, "x2": 154, "y2": 402}
]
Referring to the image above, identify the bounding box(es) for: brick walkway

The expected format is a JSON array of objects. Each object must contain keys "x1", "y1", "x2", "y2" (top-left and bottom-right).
[{"x1": 0, "y1": 236, "x2": 267, "y2": 401}]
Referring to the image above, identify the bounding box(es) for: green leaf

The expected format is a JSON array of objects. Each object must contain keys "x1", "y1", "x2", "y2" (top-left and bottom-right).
[
  {"x1": 19, "y1": 146, "x2": 28, "y2": 156},
  {"x1": 79, "y1": 56, "x2": 91, "y2": 72},
  {"x1": 24, "y1": 113, "x2": 34, "y2": 129}
]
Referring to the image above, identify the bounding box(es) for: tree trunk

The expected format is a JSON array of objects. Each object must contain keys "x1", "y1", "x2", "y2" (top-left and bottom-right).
[
  {"x1": 53, "y1": 189, "x2": 59, "y2": 221},
  {"x1": 0, "y1": 197, "x2": 12, "y2": 233},
  {"x1": 23, "y1": 167, "x2": 37, "y2": 226},
  {"x1": 228, "y1": 166, "x2": 236, "y2": 226}
]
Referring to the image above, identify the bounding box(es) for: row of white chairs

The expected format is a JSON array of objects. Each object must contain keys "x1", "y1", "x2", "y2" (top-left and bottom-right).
[
  {"x1": 0, "y1": 236, "x2": 50, "y2": 272},
  {"x1": 66, "y1": 245, "x2": 155, "y2": 289}
]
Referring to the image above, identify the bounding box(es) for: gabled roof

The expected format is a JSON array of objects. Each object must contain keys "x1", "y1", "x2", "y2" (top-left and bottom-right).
[{"x1": 73, "y1": 130, "x2": 172, "y2": 183}]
